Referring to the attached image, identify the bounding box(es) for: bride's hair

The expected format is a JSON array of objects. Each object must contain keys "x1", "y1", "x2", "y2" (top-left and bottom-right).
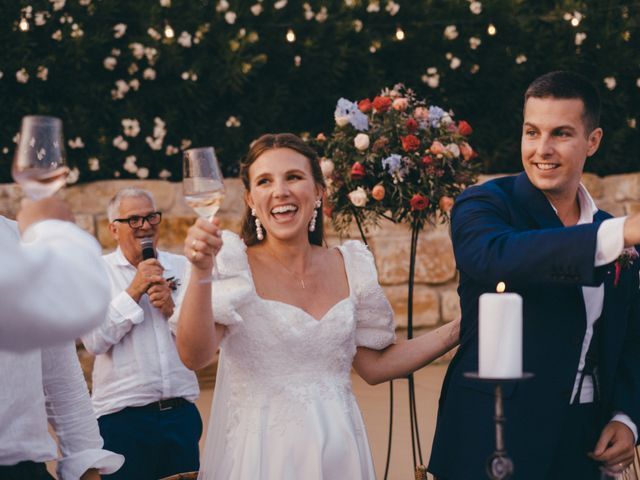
[{"x1": 239, "y1": 133, "x2": 326, "y2": 246}]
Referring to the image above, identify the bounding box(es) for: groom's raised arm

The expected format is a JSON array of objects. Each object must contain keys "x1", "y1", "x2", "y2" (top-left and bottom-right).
[{"x1": 451, "y1": 182, "x2": 606, "y2": 288}]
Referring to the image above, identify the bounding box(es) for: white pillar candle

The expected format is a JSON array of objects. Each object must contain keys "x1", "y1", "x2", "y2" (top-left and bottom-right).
[{"x1": 478, "y1": 292, "x2": 523, "y2": 379}]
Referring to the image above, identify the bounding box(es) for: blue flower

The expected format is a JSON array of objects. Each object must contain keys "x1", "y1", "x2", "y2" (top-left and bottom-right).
[
  {"x1": 382, "y1": 154, "x2": 403, "y2": 176},
  {"x1": 334, "y1": 98, "x2": 369, "y2": 131},
  {"x1": 428, "y1": 106, "x2": 446, "y2": 128}
]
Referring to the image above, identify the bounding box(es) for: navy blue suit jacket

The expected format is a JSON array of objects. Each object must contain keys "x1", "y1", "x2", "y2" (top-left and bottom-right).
[{"x1": 428, "y1": 173, "x2": 640, "y2": 479}]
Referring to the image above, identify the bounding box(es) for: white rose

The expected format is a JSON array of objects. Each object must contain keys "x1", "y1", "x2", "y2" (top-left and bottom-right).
[
  {"x1": 320, "y1": 158, "x2": 334, "y2": 177},
  {"x1": 348, "y1": 187, "x2": 368, "y2": 208},
  {"x1": 354, "y1": 133, "x2": 370, "y2": 151},
  {"x1": 335, "y1": 115, "x2": 350, "y2": 127},
  {"x1": 446, "y1": 143, "x2": 461, "y2": 157}
]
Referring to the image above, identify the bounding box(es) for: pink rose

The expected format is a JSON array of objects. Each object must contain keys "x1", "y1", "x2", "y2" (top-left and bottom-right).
[
  {"x1": 429, "y1": 141, "x2": 446, "y2": 155},
  {"x1": 392, "y1": 97, "x2": 409, "y2": 111}
]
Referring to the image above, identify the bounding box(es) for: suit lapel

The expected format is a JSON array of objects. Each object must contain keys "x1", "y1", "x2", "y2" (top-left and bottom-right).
[{"x1": 513, "y1": 172, "x2": 564, "y2": 229}]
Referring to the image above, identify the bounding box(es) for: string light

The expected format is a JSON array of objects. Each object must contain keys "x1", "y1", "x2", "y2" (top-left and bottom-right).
[
  {"x1": 164, "y1": 21, "x2": 175, "y2": 39},
  {"x1": 570, "y1": 17, "x2": 580, "y2": 27},
  {"x1": 285, "y1": 28, "x2": 296, "y2": 43},
  {"x1": 487, "y1": 23, "x2": 497, "y2": 36},
  {"x1": 395, "y1": 26, "x2": 405, "y2": 41},
  {"x1": 19, "y1": 16, "x2": 29, "y2": 32}
]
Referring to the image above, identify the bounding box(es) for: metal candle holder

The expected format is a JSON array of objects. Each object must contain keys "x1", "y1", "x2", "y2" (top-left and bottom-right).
[{"x1": 464, "y1": 372, "x2": 534, "y2": 480}]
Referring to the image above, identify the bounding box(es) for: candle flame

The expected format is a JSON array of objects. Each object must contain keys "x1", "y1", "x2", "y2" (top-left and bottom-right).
[{"x1": 496, "y1": 282, "x2": 506, "y2": 293}]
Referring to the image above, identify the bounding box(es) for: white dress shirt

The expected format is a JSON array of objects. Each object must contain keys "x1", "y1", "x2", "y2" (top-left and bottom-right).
[
  {"x1": 551, "y1": 185, "x2": 635, "y2": 438},
  {"x1": 0, "y1": 339, "x2": 124, "y2": 478},
  {"x1": 0, "y1": 216, "x2": 110, "y2": 351},
  {"x1": 81, "y1": 249, "x2": 199, "y2": 418}
]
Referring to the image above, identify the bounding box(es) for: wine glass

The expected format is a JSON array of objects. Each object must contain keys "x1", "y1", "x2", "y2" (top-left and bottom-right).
[
  {"x1": 182, "y1": 147, "x2": 225, "y2": 220},
  {"x1": 183, "y1": 146, "x2": 226, "y2": 282},
  {"x1": 12, "y1": 115, "x2": 69, "y2": 200}
]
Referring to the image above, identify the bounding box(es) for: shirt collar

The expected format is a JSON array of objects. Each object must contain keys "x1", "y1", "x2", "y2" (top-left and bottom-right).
[{"x1": 547, "y1": 182, "x2": 598, "y2": 225}]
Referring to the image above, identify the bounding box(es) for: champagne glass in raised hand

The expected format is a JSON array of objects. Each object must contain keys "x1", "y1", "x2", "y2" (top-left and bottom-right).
[
  {"x1": 183, "y1": 147, "x2": 226, "y2": 281},
  {"x1": 12, "y1": 115, "x2": 69, "y2": 200},
  {"x1": 183, "y1": 147, "x2": 225, "y2": 221}
]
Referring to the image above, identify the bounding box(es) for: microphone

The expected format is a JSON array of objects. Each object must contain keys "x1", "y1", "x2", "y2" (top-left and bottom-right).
[{"x1": 140, "y1": 237, "x2": 156, "y2": 260}]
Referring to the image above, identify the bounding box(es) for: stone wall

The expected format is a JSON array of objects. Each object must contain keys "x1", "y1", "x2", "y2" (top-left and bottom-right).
[{"x1": 2, "y1": 172, "x2": 640, "y2": 333}]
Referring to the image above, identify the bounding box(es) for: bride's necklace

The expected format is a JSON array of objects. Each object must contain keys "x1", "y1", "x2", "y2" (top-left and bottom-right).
[{"x1": 265, "y1": 247, "x2": 309, "y2": 289}]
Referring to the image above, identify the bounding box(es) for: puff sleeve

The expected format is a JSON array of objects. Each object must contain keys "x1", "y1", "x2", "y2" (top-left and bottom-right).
[{"x1": 341, "y1": 240, "x2": 396, "y2": 350}]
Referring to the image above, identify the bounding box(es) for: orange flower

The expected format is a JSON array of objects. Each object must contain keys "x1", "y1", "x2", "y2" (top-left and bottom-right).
[
  {"x1": 439, "y1": 196, "x2": 454, "y2": 212},
  {"x1": 358, "y1": 98, "x2": 372, "y2": 113},
  {"x1": 460, "y1": 142, "x2": 477, "y2": 161},
  {"x1": 429, "y1": 141, "x2": 446, "y2": 155},
  {"x1": 372, "y1": 184, "x2": 385, "y2": 201}
]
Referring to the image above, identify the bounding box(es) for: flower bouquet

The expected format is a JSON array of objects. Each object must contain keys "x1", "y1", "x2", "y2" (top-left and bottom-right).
[
  {"x1": 315, "y1": 83, "x2": 478, "y2": 235},
  {"x1": 314, "y1": 84, "x2": 479, "y2": 479}
]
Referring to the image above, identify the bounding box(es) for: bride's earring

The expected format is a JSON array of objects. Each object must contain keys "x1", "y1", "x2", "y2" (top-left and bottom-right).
[
  {"x1": 309, "y1": 199, "x2": 322, "y2": 232},
  {"x1": 252, "y1": 208, "x2": 264, "y2": 241}
]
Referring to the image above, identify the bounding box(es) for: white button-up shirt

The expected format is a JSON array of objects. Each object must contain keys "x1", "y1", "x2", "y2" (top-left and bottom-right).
[
  {"x1": 0, "y1": 216, "x2": 110, "y2": 351},
  {"x1": 0, "y1": 344, "x2": 124, "y2": 479},
  {"x1": 82, "y1": 249, "x2": 199, "y2": 418},
  {"x1": 551, "y1": 185, "x2": 635, "y2": 438}
]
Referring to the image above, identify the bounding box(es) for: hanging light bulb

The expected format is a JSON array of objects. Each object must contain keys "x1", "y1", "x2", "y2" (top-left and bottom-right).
[
  {"x1": 570, "y1": 17, "x2": 580, "y2": 27},
  {"x1": 164, "y1": 21, "x2": 175, "y2": 39},
  {"x1": 487, "y1": 23, "x2": 497, "y2": 36},
  {"x1": 19, "y1": 16, "x2": 29, "y2": 32},
  {"x1": 286, "y1": 28, "x2": 296, "y2": 43},
  {"x1": 395, "y1": 26, "x2": 405, "y2": 41}
]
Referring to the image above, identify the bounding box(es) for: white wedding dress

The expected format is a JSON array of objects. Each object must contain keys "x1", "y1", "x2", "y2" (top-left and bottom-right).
[{"x1": 196, "y1": 231, "x2": 396, "y2": 480}]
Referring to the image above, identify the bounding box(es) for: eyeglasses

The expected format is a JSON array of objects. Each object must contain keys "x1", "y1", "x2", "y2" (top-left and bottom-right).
[{"x1": 112, "y1": 211, "x2": 162, "y2": 229}]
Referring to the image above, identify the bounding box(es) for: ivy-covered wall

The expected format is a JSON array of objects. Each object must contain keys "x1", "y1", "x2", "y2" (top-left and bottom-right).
[{"x1": 1, "y1": 0, "x2": 638, "y2": 184}]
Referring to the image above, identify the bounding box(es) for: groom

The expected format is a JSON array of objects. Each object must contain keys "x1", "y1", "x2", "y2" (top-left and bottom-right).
[{"x1": 429, "y1": 71, "x2": 640, "y2": 479}]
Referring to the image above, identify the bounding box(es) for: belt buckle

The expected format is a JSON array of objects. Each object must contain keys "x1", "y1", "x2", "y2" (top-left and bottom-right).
[{"x1": 158, "y1": 399, "x2": 173, "y2": 411}]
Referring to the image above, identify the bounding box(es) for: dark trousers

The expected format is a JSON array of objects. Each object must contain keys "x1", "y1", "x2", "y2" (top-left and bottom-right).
[
  {"x1": 98, "y1": 400, "x2": 202, "y2": 480},
  {"x1": 0, "y1": 461, "x2": 54, "y2": 480},
  {"x1": 546, "y1": 403, "x2": 601, "y2": 480}
]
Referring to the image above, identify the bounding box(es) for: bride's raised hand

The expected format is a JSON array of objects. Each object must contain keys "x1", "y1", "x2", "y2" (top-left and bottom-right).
[{"x1": 185, "y1": 216, "x2": 223, "y2": 274}]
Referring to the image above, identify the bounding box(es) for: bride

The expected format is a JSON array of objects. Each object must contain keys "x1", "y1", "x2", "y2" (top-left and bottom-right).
[{"x1": 176, "y1": 133, "x2": 460, "y2": 479}]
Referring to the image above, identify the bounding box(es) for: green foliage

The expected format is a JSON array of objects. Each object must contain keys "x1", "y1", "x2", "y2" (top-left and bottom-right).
[{"x1": 0, "y1": 0, "x2": 638, "y2": 184}]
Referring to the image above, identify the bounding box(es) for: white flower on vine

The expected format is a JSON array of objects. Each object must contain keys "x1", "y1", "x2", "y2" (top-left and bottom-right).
[
  {"x1": 159, "y1": 169, "x2": 172, "y2": 179},
  {"x1": 68, "y1": 137, "x2": 85, "y2": 149},
  {"x1": 113, "y1": 23, "x2": 127, "y2": 38},
  {"x1": 113, "y1": 135, "x2": 129, "y2": 151},
  {"x1": 469, "y1": 1, "x2": 482, "y2": 14},
  {"x1": 147, "y1": 28, "x2": 162, "y2": 41},
  {"x1": 88, "y1": 157, "x2": 100, "y2": 171},
  {"x1": 575, "y1": 32, "x2": 587, "y2": 46},
  {"x1": 216, "y1": 0, "x2": 229, "y2": 12},
  {"x1": 70, "y1": 23, "x2": 84, "y2": 38},
  {"x1": 386, "y1": 1, "x2": 400, "y2": 16},
  {"x1": 50, "y1": 0, "x2": 66, "y2": 12},
  {"x1": 129, "y1": 43, "x2": 145, "y2": 59},
  {"x1": 129, "y1": 79, "x2": 140, "y2": 91},
  {"x1": 144, "y1": 47, "x2": 158, "y2": 64},
  {"x1": 274, "y1": 0, "x2": 288, "y2": 9},
  {"x1": 51, "y1": 29, "x2": 62, "y2": 41},
  {"x1": 143, "y1": 68, "x2": 156, "y2": 80},
  {"x1": 469, "y1": 36, "x2": 481, "y2": 50},
  {"x1": 225, "y1": 116, "x2": 241, "y2": 127},
  {"x1": 367, "y1": 1, "x2": 380, "y2": 13},
  {"x1": 316, "y1": 6, "x2": 328, "y2": 22},
  {"x1": 136, "y1": 167, "x2": 150, "y2": 179},
  {"x1": 36, "y1": 66, "x2": 49, "y2": 81},
  {"x1": 66, "y1": 167, "x2": 80, "y2": 184},
  {"x1": 603, "y1": 77, "x2": 616, "y2": 90},
  {"x1": 165, "y1": 145, "x2": 179, "y2": 155},
  {"x1": 178, "y1": 31, "x2": 192, "y2": 47},
  {"x1": 122, "y1": 118, "x2": 140, "y2": 137},
  {"x1": 450, "y1": 57, "x2": 461, "y2": 69},
  {"x1": 515, "y1": 54, "x2": 527, "y2": 64},
  {"x1": 16, "y1": 68, "x2": 29, "y2": 84},
  {"x1": 123, "y1": 155, "x2": 138, "y2": 173},
  {"x1": 225, "y1": 11, "x2": 237, "y2": 24},
  {"x1": 444, "y1": 25, "x2": 458, "y2": 40},
  {"x1": 128, "y1": 63, "x2": 139, "y2": 75},
  {"x1": 146, "y1": 136, "x2": 163, "y2": 151},
  {"x1": 160, "y1": 0, "x2": 171, "y2": 6},
  {"x1": 35, "y1": 12, "x2": 48, "y2": 26},
  {"x1": 250, "y1": 4, "x2": 263, "y2": 15},
  {"x1": 103, "y1": 57, "x2": 117, "y2": 70}
]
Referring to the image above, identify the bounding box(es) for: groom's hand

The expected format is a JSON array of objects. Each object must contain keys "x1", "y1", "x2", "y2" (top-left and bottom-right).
[{"x1": 589, "y1": 420, "x2": 635, "y2": 471}]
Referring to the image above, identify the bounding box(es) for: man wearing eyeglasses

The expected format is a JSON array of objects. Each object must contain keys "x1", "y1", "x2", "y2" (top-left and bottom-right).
[{"x1": 81, "y1": 188, "x2": 201, "y2": 479}]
